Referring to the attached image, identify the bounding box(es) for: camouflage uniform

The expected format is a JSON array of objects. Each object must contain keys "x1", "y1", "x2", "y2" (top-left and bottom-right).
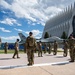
[
  {"x1": 12, "y1": 39, "x2": 20, "y2": 58},
  {"x1": 43, "y1": 43, "x2": 47, "y2": 53},
  {"x1": 48, "y1": 43, "x2": 52, "y2": 54},
  {"x1": 68, "y1": 37, "x2": 75, "y2": 62},
  {"x1": 0, "y1": 38, "x2": 1, "y2": 48},
  {"x1": 38, "y1": 41, "x2": 42, "y2": 57},
  {"x1": 24, "y1": 43, "x2": 26, "y2": 53},
  {"x1": 63, "y1": 41, "x2": 68, "y2": 57},
  {"x1": 4, "y1": 42, "x2": 8, "y2": 54},
  {"x1": 26, "y1": 36, "x2": 37, "y2": 65},
  {"x1": 53, "y1": 41, "x2": 58, "y2": 55}
]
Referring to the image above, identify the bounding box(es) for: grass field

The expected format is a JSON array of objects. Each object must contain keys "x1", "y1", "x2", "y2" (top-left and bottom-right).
[
  {"x1": 0, "y1": 50, "x2": 25, "y2": 54},
  {"x1": 0, "y1": 48, "x2": 64, "y2": 54}
]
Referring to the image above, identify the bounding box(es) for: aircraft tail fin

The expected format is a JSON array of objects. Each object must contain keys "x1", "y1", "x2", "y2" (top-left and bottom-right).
[{"x1": 18, "y1": 33, "x2": 26, "y2": 44}]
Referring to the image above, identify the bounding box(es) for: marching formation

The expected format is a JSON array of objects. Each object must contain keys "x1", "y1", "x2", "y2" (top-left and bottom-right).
[
  {"x1": 0, "y1": 32, "x2": 75, "y2": 66},
  {"x1": 25, "y1": 32, "x2": 75, "y2": 66}
]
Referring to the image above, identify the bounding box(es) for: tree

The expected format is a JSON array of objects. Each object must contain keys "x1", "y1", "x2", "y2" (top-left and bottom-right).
[
  {"x1": 44, "y1": 32, "x2": 49, "y2": 39},
  {"x1": 61, "y1": 31, "x2": 67, "y2": 39}
]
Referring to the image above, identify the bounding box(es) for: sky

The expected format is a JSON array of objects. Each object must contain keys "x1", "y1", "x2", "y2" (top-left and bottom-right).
[{"x1": 0, "y1": 0, "x2": 75, "y2": 43}]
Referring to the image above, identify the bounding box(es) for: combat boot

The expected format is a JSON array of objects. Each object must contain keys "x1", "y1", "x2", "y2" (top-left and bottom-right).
[{"x1": 69, "y1": 60, "x2": 74, "y2": 62}]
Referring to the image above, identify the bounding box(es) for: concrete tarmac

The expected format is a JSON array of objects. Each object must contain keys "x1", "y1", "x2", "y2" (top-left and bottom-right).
[{"x1": 0, "y1": 52, "x2": 75, "y2": 75}]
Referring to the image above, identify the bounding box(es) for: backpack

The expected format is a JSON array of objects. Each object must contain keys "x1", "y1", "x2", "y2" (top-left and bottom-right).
[{"x1": 27, "y1": 37, "x2": 35, "y2": 47}]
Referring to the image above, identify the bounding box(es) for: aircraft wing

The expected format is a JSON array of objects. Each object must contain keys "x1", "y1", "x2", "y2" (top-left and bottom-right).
[
  {"x1": 18, "y1": 33, "x2": 50, "y2": 44},
  {"x1": 48, "y1": 36, "x2": 64, "y2": 43},
  {"x1": 18, "y1": 33, "x2": 63, "y2": 44}
]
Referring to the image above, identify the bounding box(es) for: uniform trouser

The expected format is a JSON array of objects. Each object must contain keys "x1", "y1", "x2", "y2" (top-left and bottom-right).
[
  {"x1": 38, "y1": 49, "x2": 42, "y2": 57},
  {"x1": 4, "y1": 48, "x2": 8, "y2": 54},
  {"x1": 13, "y1": 50, "x2": 19, "y2": 58},
  {"x1": 27, "y1": 50, "x2": 34, "y2": 64},
  {"x1": 48, "y1": 48, "x2": 51, "y2": 54},
  {"x1": 69, "y1": 47, "x2": 75, "y2": 61},
  {"x1": 24, "y1": 47, "x2": 26, "y2": 53},
  {"x1": 44, "y1": 48, "x2": 47, "y2": 53},
  {"x1": 63, "y1": 48, "x2": 68, "y2": 56},
  {"x1": 53, "y1": 48, "x2": 57, "y2": 55}
]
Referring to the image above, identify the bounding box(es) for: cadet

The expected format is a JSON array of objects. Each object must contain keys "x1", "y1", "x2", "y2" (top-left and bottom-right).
[
  {"x1": 38, "y1": 41, "x2": 43, "y2": 57},
  {"x1": 63, "y1": 40, "x2": 68, "y2": 57},
  {"x1": 26, "y1": 32, "x2": 37, "y2": 66},
  {"x1": 43, "y1": 43, "x2": 47, "y2": 53},
  {"x1": 68, "y1": 35, "x2": 75, "y2": 62},
  {"x1": 48, "y1": 43, "x2": 52, "y2": 54},
  {"x1": 53, "y1": 40, "x2": 58, "y2": 55},
  {"x1": 4, "y1": 42, "x2": 8, "y2": 54},
  {"x1": 24, "y1": 43, "x2": 26, "y2": 53},
  {"x1": 0, "y1": 37, "x2": 2, "y2": 48},
  {"x1": 12, "y1": 39, "x2": 20, "y2": 59}
]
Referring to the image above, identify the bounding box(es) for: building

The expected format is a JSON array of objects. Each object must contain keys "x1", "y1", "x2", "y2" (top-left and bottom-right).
[{"x1": 42, "y1": 3, "x2": 75, "y2": 38}]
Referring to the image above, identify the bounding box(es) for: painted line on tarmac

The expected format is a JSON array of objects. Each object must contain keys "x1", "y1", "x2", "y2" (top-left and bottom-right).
[
  {"x1": 0, "y1": 61, "x2": 69, "y2": 69},
  {"x1": 33, "y1": 61, "x2": 69, "y2": 66}
]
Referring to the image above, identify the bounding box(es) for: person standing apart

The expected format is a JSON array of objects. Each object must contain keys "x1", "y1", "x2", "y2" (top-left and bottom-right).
[
  {"x1": 44, "y1": 43, "x2": 47, "y2": 54},
  {"x1": 38, "y1": 41, "x2": 43, "y2": 57},
  {"x1": 0, "y1": 37, "x2": 2, "y2": 48},
  {"x1": 53, "y1": 40, "x2": 58, "y2": 55},
  {"x1": 68, "y1": 35, "x2": 75, "y2": 62},
  {"x1": 48, "y1": 43, "x2": 52, "y2": 54},
  {"x1": 63, "y1": 40, "x2": 68, "y2": 57},
  {"x1": 4, "y1": 42, "x2": 8, "y2": 54},
  {"x1": 12, "y1": 39, "x2": 20, "y2": 59}
]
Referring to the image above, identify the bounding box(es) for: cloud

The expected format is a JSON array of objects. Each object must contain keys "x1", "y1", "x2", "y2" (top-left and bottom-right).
[
  {"x1": 0, "y1": 0, "x2": 11, "y2": 9},
  {"x1": 1, "y1": 11, "x2": 7, "y2": 14},
  {"x1": 32, "y1": 30, "x2": 42, "y2": 36},
  {"x1": 14, "y1": 28, "x2": 23, "y2": 32},
  {"x1": 28, "y1": 20, "x2": 36, "y2": 26},
  {"x1": 1, "y1": 36, "x2": 20, "y2": 43},
  {"x1": 14, "y1": 28, "x2": 42, "y2": 38},
  {"x1": 0, "y1": 18, "x2": 21, "y2": 26},
  {"x1": 0, "y1": 0, "x2": 75, "y2": 26},
  {"x1": 0, "y1": 0, "x2": 64, "y2": 26},
  {"x1": 44, "y1": 6, "x2": 62, "y2": 15},
  {"x1": 0, "y1": 27, "x2": 11, "y2": 32},
  {"x1": 25, "y1": 29, "x2": 42, "y2": 38},
  {"x1": 1, "y1": 36, "x2": 19, "y2": 40}
]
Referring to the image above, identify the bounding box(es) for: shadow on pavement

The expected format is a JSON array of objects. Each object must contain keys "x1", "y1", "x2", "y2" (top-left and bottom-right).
[
  {"x1": 0, "y1": 64, "x2": 27, "y2": 69},
  {"x1": 55, "y1": 56, "x2": 64, "y2": 58},
  {"x1": 0, "y1": 58, "x2": 12, "y2": 60},
  {"x1": 45, "y1": 54, "x2": 54, "y2": 56}
]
